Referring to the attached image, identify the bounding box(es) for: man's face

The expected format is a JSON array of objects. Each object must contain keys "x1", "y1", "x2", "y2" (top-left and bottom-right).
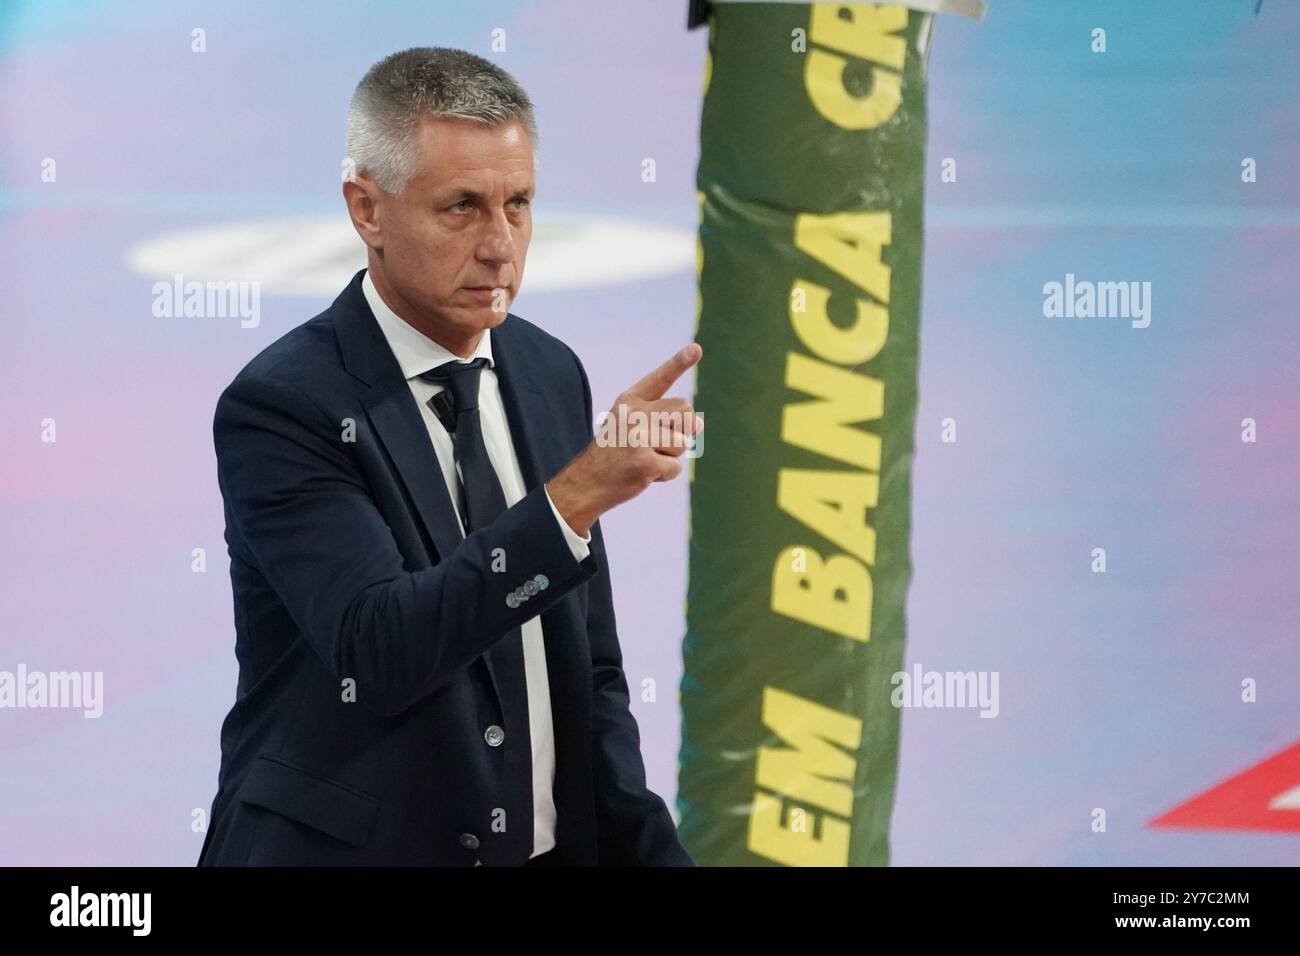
[{"x1": 347, "y1": 115, "x2": 534, "y2": 350}]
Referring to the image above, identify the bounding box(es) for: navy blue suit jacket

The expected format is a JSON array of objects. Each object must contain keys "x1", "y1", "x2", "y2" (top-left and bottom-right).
[{"x1": 197, "y1": 268, "x2": 693, "y2": 867}]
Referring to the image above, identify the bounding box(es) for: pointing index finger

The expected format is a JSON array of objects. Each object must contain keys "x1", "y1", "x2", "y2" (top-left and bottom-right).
[{"x1": 626, "y1": 343, "x2": 702, "y2": 401}]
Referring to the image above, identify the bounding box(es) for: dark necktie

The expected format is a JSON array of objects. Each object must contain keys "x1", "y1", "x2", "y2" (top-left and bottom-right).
[
  {"x1": 417, "y1": 356, "x2": 533, "y2": 843},
  {"x1": 417, "y1": 357, "x2": 505, "y2": 533}
]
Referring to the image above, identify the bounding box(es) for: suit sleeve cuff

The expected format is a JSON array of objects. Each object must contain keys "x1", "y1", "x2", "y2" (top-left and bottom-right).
[{"x1": 545, "y1": 484, "x2": 592, "y2": 562}]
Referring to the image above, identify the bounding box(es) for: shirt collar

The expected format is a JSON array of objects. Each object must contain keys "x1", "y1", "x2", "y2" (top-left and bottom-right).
[{"x1": 362, "y1": 269, "x2": 495, "y2": 381}]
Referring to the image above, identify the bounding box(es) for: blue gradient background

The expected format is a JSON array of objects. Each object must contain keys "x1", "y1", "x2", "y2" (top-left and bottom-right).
[{"x1": 1, "y1": 0, "x2": 1295, "y2": 865}]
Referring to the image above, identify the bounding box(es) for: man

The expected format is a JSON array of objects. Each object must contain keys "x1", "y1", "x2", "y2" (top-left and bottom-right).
[{"x1": 197, "y1": 47, "x2": 702, "y2": 866}]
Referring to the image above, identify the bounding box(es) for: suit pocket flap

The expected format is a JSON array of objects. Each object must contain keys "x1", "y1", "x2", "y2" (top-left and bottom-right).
[{"x1": 238, "y1": 754, "x2": 380, "y2": 848}]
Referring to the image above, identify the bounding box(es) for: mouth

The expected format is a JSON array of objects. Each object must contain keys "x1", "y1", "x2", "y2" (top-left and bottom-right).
[{"x1": 462, "y1": 285, "x2": 511, "y2": 308}]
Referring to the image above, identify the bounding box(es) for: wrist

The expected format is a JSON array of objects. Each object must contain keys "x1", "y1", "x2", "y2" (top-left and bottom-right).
[{"x1": 546, "y1": 467, "x2": 598, "y2": 537}]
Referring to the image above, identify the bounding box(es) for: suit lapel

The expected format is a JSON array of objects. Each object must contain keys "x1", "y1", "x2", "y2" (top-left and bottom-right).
[
  {"x1": 474, "y1": 314, "x2": 556, "y2": 719},
  {"x1": 490, "y1": 316, "x2": 557, "y2": 493},
  {"x1": 492, "y1": 317, "x2": 594, "y2": 789},
  {"x1": 362, "y1": 382, "x2": 465, "y2": 562},
  {"x1": 330, "y1": 271, "x2": 465, "y2": 564}
]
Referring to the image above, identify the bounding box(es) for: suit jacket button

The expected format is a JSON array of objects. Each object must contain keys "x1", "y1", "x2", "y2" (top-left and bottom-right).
[
  {"x1": 484, "y1": 725, "x2": 505, "y2": 747},
  {"x1": 523, "y1": 580, "x2": 539, "y2": 596},
  {"x1": 460, "y1": 833, "x2": 480, "y2": 850},
  {"x1": 534, "y1": 574, "x2": 549, "y2": 590},
  {"x1": 515, "y1": 587, "x2": 529, "y2": 602},
  {"x1": 506, "y1": 593, "x2": 519, "y2": 609}
]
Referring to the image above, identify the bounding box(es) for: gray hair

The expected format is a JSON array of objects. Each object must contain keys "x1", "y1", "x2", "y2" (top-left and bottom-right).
[{"x1": 346, "y1": 47, "x2": 538, "y2": 193}]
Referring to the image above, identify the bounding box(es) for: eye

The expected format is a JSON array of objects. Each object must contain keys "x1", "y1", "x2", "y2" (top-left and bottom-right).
[
  {"x1": 513, "y1": 196, "x2": 531, "y2": 209},
  {"x1": 450, "y1": 198, "x2": 473, "y2": 212}
]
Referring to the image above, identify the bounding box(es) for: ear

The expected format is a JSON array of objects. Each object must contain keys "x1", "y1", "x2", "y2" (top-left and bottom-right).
[{"x1": 343, "y1": 173, "x2": 385, "y2": 251}]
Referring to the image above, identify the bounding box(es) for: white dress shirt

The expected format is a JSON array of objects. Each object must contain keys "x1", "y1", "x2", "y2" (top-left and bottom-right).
[{"x1": 362, "y1": 270, "x2": 590, "y2": 859}]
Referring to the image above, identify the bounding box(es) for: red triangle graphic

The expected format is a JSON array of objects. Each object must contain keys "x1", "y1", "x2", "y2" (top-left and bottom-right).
[{"x1": 1148, "y1": 739, "x2": 1300, "y2": 833}]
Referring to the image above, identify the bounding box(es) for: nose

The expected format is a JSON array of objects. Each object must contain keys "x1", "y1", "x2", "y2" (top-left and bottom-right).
[{"x1": 476, "y1": 205, "x2": 519, "y2": 270}]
